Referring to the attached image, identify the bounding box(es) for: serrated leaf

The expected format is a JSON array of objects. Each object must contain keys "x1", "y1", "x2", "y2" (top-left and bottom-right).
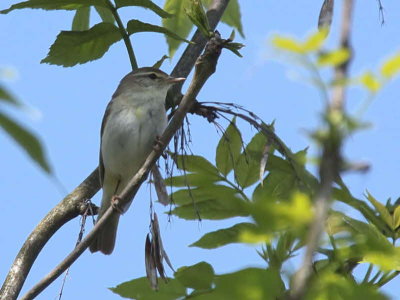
[
  {"x1": 216, "y1": 119, "x2": 242, "y2": 176},
  {"x1": 234, "y1": 131, "x2": 268, "y2": 188},
  {"x1": 0, "y1": 112, "x2": 51, "y2": 173},
  {"x1": 1, "y1": 0, "x2": 107, "y2": 14},
  {"x1": 0, "y1": 85, "x2": 21, "y2": 107},
  {"x1": 359, "y1": 72, "x2": 381, "y2": 93},
  {"x1": 317, "y1": 48, "x2": 350, "y2": 66},
  {"x1": 170, "y1": 192, "x2": 248, "y2": 220},
  {"x1": 41, "y1": 22, "x2": 122, "y2": 67},
  {"x1": 175, "y1": 262, "x2": 214, "y2": 290},
  {"x1": 95, "y1": 6, "x2": 114, "y2": 24},
  {"x1": 110, "y1": 277, "x2": 186, "y2": 299},
  {"x1": 115, "y1": 0, "x2": 172, "y2": 18},
  {"x1": 72, "y1": 7, "x2": 90, "y2": 31},
  {"x1": 380, "y1": 52, "x2": 400, "y2": 79},
  {"x1": 171, "y1": 153, "x2": 220, "y2": 176},
  {"x1": 366, "y1": 191, "x2": 394, "y2": 230},
  {"x1": 163, "y1": 0, "x2": 193, "y2": 57},
  {"x1": 190, "y1": 222, "x2": 259, "y2": 249},
  {"x1": 127, "y1": 19, "x2": 191, "y2": 43}
]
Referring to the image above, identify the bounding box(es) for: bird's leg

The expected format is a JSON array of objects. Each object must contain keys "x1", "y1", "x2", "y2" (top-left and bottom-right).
[
  {"x1": 111, "y1": 179, "x2": 124, "y2": 214},
  {"x1": 154, "y1": 135, "x2": 167, "y2": 159}
]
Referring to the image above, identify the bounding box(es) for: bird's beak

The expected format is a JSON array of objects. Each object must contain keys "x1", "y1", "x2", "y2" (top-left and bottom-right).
[{"x1": 166, "y1": 77, "x2": 186, "y2": 84}]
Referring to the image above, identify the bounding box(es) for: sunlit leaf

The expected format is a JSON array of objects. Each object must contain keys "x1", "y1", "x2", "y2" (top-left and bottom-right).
[
  {"x1": 380, "y1": 52, "x2": 400, "y2": 79},
  {"x1": 175, "y1": 262, "x2": 214, "y2": 290},
  {"x1": 0, "y1": 112, "x2": 52, "y2": 173},
  {"x1": 317, "y1": 48, "x2": 350, "y2": 66},
  {"x1": 72, "y1": 7, "x2": 90, "y2": 31},
  {"x1": 110, "y1": 277, "x2": 186, "y2": 299},
  {"x1": 190, "y1": 222, "x2": 260, "y2": 249},
  {"x1": 163, "y1": 0, "x2": 193, "y2": 57},
  {"x1": 218, "y1": 0, "x2": 244, "y2": 37},
  {"x1": 41, "y1": 22, "x2": 122, "y2": 67},
  {"x1": 394, "y1": 205, "x2": 400, "y2": 229},
  {"x1": 165, "y1": 173, "x2": 218, "y2": 188},
  {"x1": 359, "y1": 72, "x2": 382, "y2": 93},
  {"x1": 272, "y1": 36, "x2": 303, "y2": 53},
  {"x1": 115, "y1": 0, "x2": 172, "y2": 18},
  {"x1": 216, "y1": 119, "x2": 242, "y2": 176},
  {"x1": 171, "y1": 153, "x2": 220, "y2": 177},
  {"x1": 1, "y1": 0, "x2": 107, "y2": 14},
  {"x1": 302, "y1": 28, "x2": 328, "y2": 52},
  {"x1": 366, "y1": 191, "x2": 394, "y2": 230},
  {"x1": 127, "y1": 19, "x2": 191, "y2": 43}
]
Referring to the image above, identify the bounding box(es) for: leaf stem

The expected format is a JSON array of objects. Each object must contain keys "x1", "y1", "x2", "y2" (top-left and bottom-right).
[{"x1": 106, "y1": 0, "x2": 138, "y2": 70}]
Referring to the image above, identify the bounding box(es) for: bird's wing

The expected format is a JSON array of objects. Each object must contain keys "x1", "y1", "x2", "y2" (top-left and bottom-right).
[{"x1": 99, "y1": 100, "x2": 114, "y2": 187}]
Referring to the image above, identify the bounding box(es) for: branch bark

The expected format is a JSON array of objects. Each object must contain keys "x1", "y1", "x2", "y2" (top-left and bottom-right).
[
  {"x1": 21, "y1": 32, "x2": 226, "y2": 300},
  {"x1": 289, "y1": 1, "x2": 355, "y2": 299},
  {"x1": 0, "y1": 1, "x2": 230, "y2": 299}
]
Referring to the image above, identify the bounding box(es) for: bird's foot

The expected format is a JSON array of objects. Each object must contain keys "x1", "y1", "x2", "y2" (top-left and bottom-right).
[
  {"x1": 111, "y1": 196, "x2": 124, "y2": 214},
  {"x1": 153, "y1": 136, "x2": 167, "y2": 158}
]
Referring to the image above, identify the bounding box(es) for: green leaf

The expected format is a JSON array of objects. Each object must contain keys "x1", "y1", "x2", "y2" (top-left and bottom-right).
[
  {"x1": 127, "y1": 19, "x2": 191, "y2": 43},
  {"x1": 95, "y1": 6, "x2": 115, "y2": 24},
  {"x1": 394, "y1": 205, "x2": 400, "y2": 229},
  {"x1": 190, "y1": 222, "x2": 260, "y2": 249},
  {"x1": 216, "y1": 119, "x2": 242, "y2": 176},
  {"x1": 152, "y1": 54, "x2": 169, "y2": 69},
  {"x1": 169, "y1": 185, "x2": 240, "y2": 206},
  {"x1": 171, "y1": 153, "x2": 220, "y2": 177},
  {"x1": 185, "y1": 0, "x2": 212, "y2": 39},
  {"x1": 110, "y1": 277, "x2": 186, "y2": 300},
  {"x1": 194, "y1": 268, "x2": 285, "y2": 300},
  {"x1": 170, "y1": 189, "x2": 248, "y2": 220},
  {"x1": 317, "y1": 48, "x2": 350, "y2": 66},
  {"x1": 0, "y1": 112, "x2": 51, "y2": 173},
  {"x1": 72, "y1": 7, "x2": 90, "y2": 31},
  {"x1": 115, "y1": 0, "x2": 172, "y2": 18},
  {"x1": 0, "y1": 85, "x2": 21, "y2": 107},
  {"x1": 1, "y1": 0, "x2": 107, "y2": 14},
  {"x1": 252, "y1": 170, "x2": 296, "y2": 202},
  {"x1": 219, "y1": 0, "x2": 244, "y2": 38},
  {"x1": 366, "y1": 191, "x2": 394, "y2": 230},
  {"x1": 41, "y1": 22, "x2": 122, "y2": 67},
  {"x1": 163, "y1": 0, "x2": 193, "y2": 57},
  {"x1": 380, "y1": 52, "x2": 400, "y2": 79},
  {"x1": 234, "y1": 131, "x2": 268, "y2": 188},
  {"x1": 175, "y1": 262, "x2": 214, "y2": 290},
  {"x1": 166, "y1": 173, "x2": 218, "y2": 188}
]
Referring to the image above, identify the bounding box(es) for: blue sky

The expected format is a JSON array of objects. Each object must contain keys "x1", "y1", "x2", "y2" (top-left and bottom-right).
[{"x1": 1, "y1": 1, "x2": 400, "y2": 299}]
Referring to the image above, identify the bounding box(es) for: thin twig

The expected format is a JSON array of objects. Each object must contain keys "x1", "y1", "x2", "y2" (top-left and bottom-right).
[
  {"x1": 20, "y1": 32, "x2": 227, "y2": 300},
  {"x1": 289, "y1": 1, "x2": 355, "y2": 299}
]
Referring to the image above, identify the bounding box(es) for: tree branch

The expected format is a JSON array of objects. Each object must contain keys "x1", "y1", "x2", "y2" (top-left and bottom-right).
[
  {"x1": 289, "y1": 1, "x2": 355, "y2": 299},
  {"x1": 0, "y1": 1, "x2": 230, "y2": 299},
  {"x1": 21, "y1": 32, "x2": 226, "y2": 300}
]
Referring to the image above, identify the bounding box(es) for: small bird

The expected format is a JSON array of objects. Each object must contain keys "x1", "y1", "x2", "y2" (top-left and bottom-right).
[{"x1": 90, "y1": 67, "x2": 185, "y2": 254}]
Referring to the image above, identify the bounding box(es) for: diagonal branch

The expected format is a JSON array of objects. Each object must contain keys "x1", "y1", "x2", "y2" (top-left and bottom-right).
[
  {"x1": 289, "y1": 1, "x2": 355, "y2": 299},
  {"x1": 0, "y1": 1, "x2": 230, "y2": 300},
  {"x1": 20, "y1": 32, "x2": 227, "y2": 300}
]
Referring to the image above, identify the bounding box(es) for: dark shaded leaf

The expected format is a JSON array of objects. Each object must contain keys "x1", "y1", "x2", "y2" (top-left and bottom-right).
[
  {"x1": 0, "y1": 112, "x2": 51, "y2": 173},
  {"x1": 145, "y1": 234, "x2": 158, "y2": 290},
  {"x1": 190, "y1": 222, "x2": 258, "y2": 249},
  {"x1": 127, "y1": 19, "x2": 191, "y2": 43},
  {"x1": 1, "y1": 0, "x2": 107, "y2": 14},
  {"x1": 41, "y1": 22, "x2": 122, "y2": 67},
  {"x1": 152, "y1": 166, "x2": 169, "y2": 205},
  {"x1": 110, "y1": 277, "x2": 186, "y2": 300},
  {"x1": 216, "y1": 119, "x2": 242, "y2": 176},
  {"x1": 170, "y1": 192, "x2": 248, "y2": 220},
  {"x1": 169, "y1": 185, "x2": 240, "y2": 206},
  {"x1": 115, "y1": 0, "x2": 172, "y2": 18},
  {"x1": 0, "y1": 85, "x2": 21, "y2": 107},
  {"x1": 72, "y1": 7, "x2": 90, "y2": 31},
  {"x1": 95, "y1": 6, "x2": 115, "y2": 24},
  {"x1": 162, "y1": 0, "x2": 193, "y2": 57},
  {"x1": 234, "y1": 131, "x2": 267, "y2": 188},
  {"x1": 175, "y1": 262, "x2": 214, "y2": 290}
]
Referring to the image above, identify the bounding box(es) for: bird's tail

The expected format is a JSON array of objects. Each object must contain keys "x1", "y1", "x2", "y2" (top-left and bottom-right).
[{"x1": 89, "y1": 184, "x2": 120, "y2": 255}]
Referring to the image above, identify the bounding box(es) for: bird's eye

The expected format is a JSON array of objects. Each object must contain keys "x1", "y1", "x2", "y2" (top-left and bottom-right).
[{"x1": 148, "y1": 73, "x2": 157, "y2": 80}]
